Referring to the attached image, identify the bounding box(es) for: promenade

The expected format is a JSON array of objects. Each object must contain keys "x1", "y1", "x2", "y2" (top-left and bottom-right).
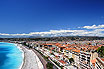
[
  {"x1": 32, "y1": 49, "x2": 47, "y2": 69},
  {"x1": 18, "y1": 44, "x2": 44, "y2": 69}
]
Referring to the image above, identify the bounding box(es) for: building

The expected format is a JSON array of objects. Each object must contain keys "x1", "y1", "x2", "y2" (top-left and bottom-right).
[
  {"x1": 72, "y1": 49, "x2": 80, "y2": 68},
  {"x1": 79, "y1": 51, "x2": 91, "y2": 69},
  {"x1": 95, "y1": 57, "x2": 104, "y2": 69}
]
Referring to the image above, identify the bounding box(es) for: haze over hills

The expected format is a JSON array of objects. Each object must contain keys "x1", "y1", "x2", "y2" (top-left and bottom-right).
[{"x1": 0, "y1": 36, "x2": 104, "y2": 41}]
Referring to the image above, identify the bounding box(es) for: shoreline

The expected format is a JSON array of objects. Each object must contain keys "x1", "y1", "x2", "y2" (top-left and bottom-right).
[
  {"x1": 15, "y1": 44, "x2": 24, "y2": 69},
  {"x1": 18, "y1": 44, "x2": 44, "y2": 69},
  {"x1": 0, "y1": 42, "x2": 44, "y2": 69}
]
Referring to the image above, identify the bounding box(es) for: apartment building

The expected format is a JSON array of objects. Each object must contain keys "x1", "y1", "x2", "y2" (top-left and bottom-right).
[
  {"x1": 72, "y1": 50, "x2": 80, "y2": 69},
  {"x1": 79, "y1": 51, "x2": 91, "y2": 69},
  {"x1": 95, "y1": 57, "x2": 104, "y2": 69},
  {"x1": 25, "y1": 41, "x2": 104, "y2": 69}
]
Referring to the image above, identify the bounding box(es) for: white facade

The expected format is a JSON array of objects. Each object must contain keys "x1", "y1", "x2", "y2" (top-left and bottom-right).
[{"x1": 79, "y1": 51, "x2": 91, "y2": 69}]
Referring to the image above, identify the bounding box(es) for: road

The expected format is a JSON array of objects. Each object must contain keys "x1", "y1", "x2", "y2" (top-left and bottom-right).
[{"x1": 32, "y1": 49, "x2": 47, "y2": 69}]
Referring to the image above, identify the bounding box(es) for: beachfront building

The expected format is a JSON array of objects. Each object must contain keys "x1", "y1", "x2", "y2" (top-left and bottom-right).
[
  {"x1": 95, "y1": 57, "x2": 104, "y2": 69},
  {"x1": 61, "y1": 47, "x2": 80, "y2": 68},
  {"x1": 23, "y1": 40, "x2": 104, "y2": 69},
  {"x1": 79, "y1": 51, "x2": 98, "y2": 69},
  {"x1": 79, "y1": 51, "x2": 91, "y2": 69},
  {"x1": 62, "y1": 48, "x2": 73, "y2": 58},
  {"x1": 72, "y1": 49, "x2": 80, "y2": 68}
]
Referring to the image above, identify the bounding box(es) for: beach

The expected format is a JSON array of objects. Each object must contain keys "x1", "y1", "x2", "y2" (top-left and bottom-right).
[{"x1": 17, "y1": 44, "x2": 44, "y2": 69}]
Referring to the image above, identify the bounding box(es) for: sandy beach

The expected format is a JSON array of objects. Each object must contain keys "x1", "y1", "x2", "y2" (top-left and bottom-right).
[{"x1": 17, "y1": 44, "x2": 44, "y2": 69}]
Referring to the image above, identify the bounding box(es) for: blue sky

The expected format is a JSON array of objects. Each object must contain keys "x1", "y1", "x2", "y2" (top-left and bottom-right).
[{"x1": 0, "y1": 0, "x2": 104, "y2": 37}]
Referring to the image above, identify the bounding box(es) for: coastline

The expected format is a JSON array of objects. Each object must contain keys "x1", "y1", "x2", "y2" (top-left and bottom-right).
[
  {"x1": 15, "y1": 44, "x2": 24, "y2": 69},
  {"x1": 0, "y1": 42, "x2": 44, "y2": 69},
  {"x1": 16, "y1": 44, "x2": 44, "y2": 69}
]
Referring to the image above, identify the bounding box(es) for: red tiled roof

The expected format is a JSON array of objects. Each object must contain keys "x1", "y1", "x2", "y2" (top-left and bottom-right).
[
  {"x1": 59, "y1": 60, "x2": 66, "y2": 64},
  {"x1": 72, "y1": 49, "x2": 80, "y2": 53},
  {"x1": 100, "y1": 58, "x2": 104, "y2": 62},
  {"x1": 63, "y1": 48, "x2": 74, "y2": 50}
]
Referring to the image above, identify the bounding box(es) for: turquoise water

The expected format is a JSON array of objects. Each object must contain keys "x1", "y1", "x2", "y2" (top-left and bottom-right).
[{"x1": 0, "y1": 42, "x2": 23, "y2": 69}]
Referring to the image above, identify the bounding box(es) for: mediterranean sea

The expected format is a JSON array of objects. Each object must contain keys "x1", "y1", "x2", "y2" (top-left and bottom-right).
[{"x1": 0, "y1": 42, "x2": 23, "y2": 69}]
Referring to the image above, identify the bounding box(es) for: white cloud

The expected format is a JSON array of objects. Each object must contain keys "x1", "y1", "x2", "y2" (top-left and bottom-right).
[
  {"x1": 28, "y1": 29, "x2": 104, "y2": 37},
  {"x1": 83, "y1": 24, "x2": 104, "y2": 29},
  {"x1": 0, "y1": 25, "x2": 104, "y2": 37}
]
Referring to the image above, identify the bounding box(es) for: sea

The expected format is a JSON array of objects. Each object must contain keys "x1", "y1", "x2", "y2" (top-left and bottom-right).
[{"x1": 0, "y1": 42, "x2": 23, "y2": 69}]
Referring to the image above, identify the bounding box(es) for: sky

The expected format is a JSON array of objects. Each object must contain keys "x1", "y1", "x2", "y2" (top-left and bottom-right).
[{"x1": 0, "y1": 0, "x2": 104, "y2": 37}]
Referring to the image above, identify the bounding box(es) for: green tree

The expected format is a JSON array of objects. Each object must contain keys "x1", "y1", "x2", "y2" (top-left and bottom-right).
[
  {"x1": 69, "y1": 58, "x2": 74, "y2": 63},
  {"x1": 46, "y1": 62, "x2": 53, "y2": 69},
  {"x1": 97, "y1": 46, "x2": 104, "y2": 57}
]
